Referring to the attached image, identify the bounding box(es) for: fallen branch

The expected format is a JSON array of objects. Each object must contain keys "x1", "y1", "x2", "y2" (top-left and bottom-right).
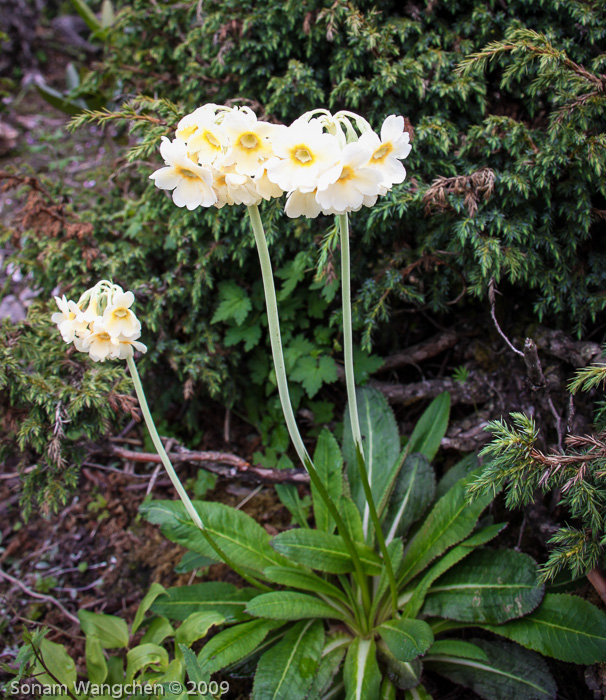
[
  {"x1": 0, "y1": 567, "x2": 79, "y2": 626},
  {"x1": 533, "y1": 325, "x2": 602, "y2": 368},
  {"x1": 107, "y1": 445, "x2": 310, "y2": 485},
  {"x1": 371, "y1": 373, "x2": 491, "y2": 406}
]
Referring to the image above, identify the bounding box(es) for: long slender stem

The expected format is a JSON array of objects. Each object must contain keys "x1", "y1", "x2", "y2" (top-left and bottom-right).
[
  {"x1": 339, "y1": 213, "x2": 399, "y2": 614},
  {"x1": 246, "y1": 205, "x2": 372, "y2": 621},
  {"x1": 126, "y1": 356, "x2": 271, "y2": 592}
]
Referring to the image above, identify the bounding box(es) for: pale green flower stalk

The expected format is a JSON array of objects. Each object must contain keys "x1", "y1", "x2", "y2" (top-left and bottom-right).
[
  {"x1": 338, "y1": 212, "x2": 398, "y2": 613},
  {"x1": 247, "y1": 204, "x2": 373, "y2": 623},
  {"x1": 126, "y1": 356, "x2": 271, "y2": 592}
]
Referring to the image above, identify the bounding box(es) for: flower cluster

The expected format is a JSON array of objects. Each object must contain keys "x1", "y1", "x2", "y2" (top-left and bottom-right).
[
  {"x1": 51, "y1": 281, "x2": 147, "y2": 362},
  {"x1": 150, "y1": 105, "x2": 411, "y2": 218}
]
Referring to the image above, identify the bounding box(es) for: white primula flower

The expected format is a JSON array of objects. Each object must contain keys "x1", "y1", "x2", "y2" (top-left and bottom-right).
[
  {"x1": 103, "y1": 290, "x2": 141, "y2": 339},
  {"x1": 185, "y1": 116, "x2": 227, "y2": 166},
  {"x1": 81, "y1": 319, "x2": 118, "y2": 362},
  {"x1": 254, "y1": 163, "x2": 284, "y2": 201},
  {"x1": 266, "y1": 118, "x2": 340, "y2": 191},
  {"x1": 212, "y1": 167, "x2": 261, "y2": 208},
  {"x1": 51, "y1": 295, "x2": 88, "y2": 343},
  {"x1": 220, "y1": 110, "x2": 277, "y2": 176},
  {"x1": 175, "y1": 104, "x2": 222, "y2": 142},
  {"x1": 359, "y1": 115, "x2": 412, "y2": 188},
  {"x1": 112, "y1": 330, "x2": 147, "y2": 360},
  {"x1": 284, "y1": 187, "x2": 323, "y2": 219},
  {"x1": 149, "y1": 137, "x2": 217, "y2": 210},
  {"x1": 315, "y1": 140, "x2": 384, "y2": 214}
]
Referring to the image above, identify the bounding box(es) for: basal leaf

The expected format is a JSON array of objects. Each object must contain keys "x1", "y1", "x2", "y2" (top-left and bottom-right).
[
  {"x1": 263, "y1": 565, "x2": 347, "y2": 602},
  {"x1": 174, "y1": 611, "x2": 225, "y2": 647},
  {"x1": 198, "y1": 619, "x2": 283, "y2": 675},
  {"x1": 377, "y1": 618, "x2": 434, "y2": 662},
  {"x1": 407, "y1": 392, "x2": 450, "y2": 460},
  {"x1": 482, "y1": 593, "x2": 606, "y2": 663},
  {"x1": 85, "y1": 635, "x2": 107, "y2": 685},
  {"x1": 383, "y1": 453, "x2": 436, "y2": 545},
  {"x1": 376, "y1": 641, "x2": 423, "y2": 690},
  {"x1": 427, "y1": 639, "x2": 488, "y2": 662},
  {"x1": 34, "y1": 639, "x2": 77, "y2": 698},
  {"x1": 132, "y1": 582, "x2": 167, "y2": 634},
  {"x1": 78, "y1": 610, "x2": 129, "y2": 649},
  {"x1": 398, "y1": 469, "x2": 493, "y2": 586},
  {"x1": 425, "y1": 638, "x2": 556, "y2": 700},
  {"x1": 344, "y1": 637, "x2": 381, "y2": 700},
  {"x1": 271, "y1": 528, "x2": 382, "y2": 574},
  {"x1": 312, "y1": 428, "x2": 343, "y2": 534},
  {"x1": 151, "y1": 582, "x2": 258, "y2": 622},
  {"x1": 343, "y1": 387, "x2": 400, "y2": 536},
  {"x1": 140, "y1": 499, "x2": 287, "y2": 574},
  {"x1": 253, "y1": 620, "x2": 324, "y2": 700},
  {"x1": 305, "y1": 633, "x2": 350, "y2": 700},
  {"x1": 422, "y1": 549, "x2": 544, "y2": 624},
  {"x1": 125, "y1": 643, "x2": 169, "y2": 683},
  {"x1": 246, "y1": 591, "x2": 348, "y2": 621}
]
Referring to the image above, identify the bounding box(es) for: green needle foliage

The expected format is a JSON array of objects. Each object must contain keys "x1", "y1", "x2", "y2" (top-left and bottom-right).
[{"x1": 469, "y1": 349, "x2": 606, "y2": 582}]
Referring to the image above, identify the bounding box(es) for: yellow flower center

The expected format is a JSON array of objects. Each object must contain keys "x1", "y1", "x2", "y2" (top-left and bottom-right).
[
  {"x1": 99, "y1": 332, "x2": 111, "y2": 341},
  {"x1": 204, "y1": 131, "x2": 221, "y2": 149},
  {"x1": 292, "y1": 146, "x2": 314, "y2": 165},
  {"x1": 338, "y1": 166, "x2": 355, "y2": 182},
  {"x1": 114, "y1": 309, "x2": 128, "y2": 318},
  {"x1": 372, "y1": 143, "x2": 392, "y2": 162},
  {"x1": 177, "y1": 125, "x2": 197, "y2": 141},
  {"x1": 176, "y1": 166, "x2": 201, "y2": 179},
  {"x1": 239, "y1": 132, "x2": 260, "y2": 150}
]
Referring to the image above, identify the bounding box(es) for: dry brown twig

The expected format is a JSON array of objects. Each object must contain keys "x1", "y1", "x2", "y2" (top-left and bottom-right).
[{"x1": 423, "y1": 167, "x2": 495, "y2": 217}]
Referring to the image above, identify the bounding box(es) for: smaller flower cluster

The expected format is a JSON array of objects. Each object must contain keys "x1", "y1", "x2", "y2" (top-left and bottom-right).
[
  {"x1": 150, "y1": 105, "x2": 411, "y2": 218},
  {"x1": 52, "y1": 281, "x2": 147, "y2": 362}
]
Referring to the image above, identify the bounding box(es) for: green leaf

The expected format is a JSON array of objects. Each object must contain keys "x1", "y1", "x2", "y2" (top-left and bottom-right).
[
  {"x1": 482, "y1": 593, "x2": 606, "y2": 663},
  {"x1": 70, "y1": 0, "x2": 102, "y2": 32},
  {"x1": 383, "y1": 453, "x2": 436, "y2": 544},
  {"x1": 275, "y1": 484, "x2": 309, "y2": 528},
  {"x1": 370, "y1": 539, "x2": 404, "y2": 623},
  {"x1": 211, "y1": 281, "x2": 252, "y2": 326},
  {"x1": 343, "y1": 637, "x2": 381, "y2": 700},
  {"x1": 352, "y1": 346, "x2": 384, "y2": 384},
  {"x1": 343, "y1": 387, "x2": 401, "y2": 533},
  {"x1": 34, "y1": 639, "x2": 77, "y2": 698},
  {"x1": 398, "y1": 469, "x2": 494, "y2": 586},
  {"x1": 428, "y1": 640, "x2": 488, "y2": 662},
  {"x1": 224, "y1": 323, "x2": 262, "y2": 351},
  {"x1": 100, "y1": 0, "x2": 115, "y2": 28},
  {"x1": 141, "y1": 499, "x2": 287, "y2": 574},
  {"x1": 425, "y1": 638, "x2": 556, "y2": 700},
  {"x1": 36, "y1": 84, "x2": 86, "y2": 116},
  {"x1": 246, "y1": 591, "x2": 347, "y2": 621},
  {"x1": 407, "y1": 392, "x2": 450, "y2": 460},
  {"x1": 312, "y1": 428, "x2": 343, "y2": 534},
  {"x1": 377, "y1": 618, "x2": 434, "y2": 663},
  {"x1": 141, "y1": 617, "x2": 175, "y2": 646},
  {"x1": 151, "y1": 582, "x2": 258, "y2": 622},
  {"x1": 271, "y1": 528, "x2": 382, "y2": 574},
  {"x1": 339, "y1": 495, "x2": 364, "y2": 544},
  {"x1": 304, "y1": 633, "x2": 350, "y2": 700},
  {"x1": 253, "y1": 620, "x2": 324, "y2": 700},
  {"x1": 85, "y1": 635, "x2": 108, "y2": 685},
  {"x1": 290, "y1": 355, "x2": 338, "y2": 398},
  {"x1": 436, "y1": 453, "x2": 478, "y2": 500},
  {"x1": 181, "y1": 645, "x2": 210, "y2": 700},
  {"x1": 376, "y1": 641, "x2": 423, "y2": 690},
  {"x1": 422, "y1": 549, "x2": 544, "y2": 624},
  {"x1": 78, "y1": 610, "x2": 129, "y2": 649},
  {"x1": 263, "y1": 565, "x2": 347, "y2": 602},
  {"x1": 174, "y1": 611, "x2": 225, "y2": 647},
  {"x1": 125, "y1": 643, "x2": 169, "y2": 683},
  {"x1": 404, "y1": 684, "x2": 433, "y2": 699},
  {"x1": 401, "y1": 524, "x2": 508, "y2": 619},
  {"x1": 199, "y1": 619, "x2": 283, "y2": 675},
  {"x1": 132, "y1": 582, "x2": 167, "y2": 634},
  {"x1": 175, "y1": 552, "x2": 216, "y2": 575}
]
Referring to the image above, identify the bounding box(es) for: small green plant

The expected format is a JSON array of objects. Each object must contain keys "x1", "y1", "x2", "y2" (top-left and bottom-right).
[
  {"x1": 451, "y1": 365, "x2": 470, "y2": 384},
  {"x1": 469, "y1": 352, "x2": 606, "y2": 586}
]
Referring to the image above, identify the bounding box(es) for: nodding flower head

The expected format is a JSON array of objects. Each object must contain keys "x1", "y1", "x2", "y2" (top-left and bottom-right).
[{"x1": 52, "y1": 281, "x2": 147, "y2": 363}]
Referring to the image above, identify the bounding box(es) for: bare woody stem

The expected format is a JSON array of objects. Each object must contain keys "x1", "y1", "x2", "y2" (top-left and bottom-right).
[{"x1": 126, "y1": 356, "x2": 271, "y2": 592}]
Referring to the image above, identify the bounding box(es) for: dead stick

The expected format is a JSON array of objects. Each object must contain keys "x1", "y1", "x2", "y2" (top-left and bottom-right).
[
  {"x1": 587, "y1": 567, "x2": 606, "y2": 607},
  {"x1": 109, "y1": 445, "x2": 310, "y2": 485},
  {"x1": 0, "y1": 568, "x2": 79, "y2": 625}
]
